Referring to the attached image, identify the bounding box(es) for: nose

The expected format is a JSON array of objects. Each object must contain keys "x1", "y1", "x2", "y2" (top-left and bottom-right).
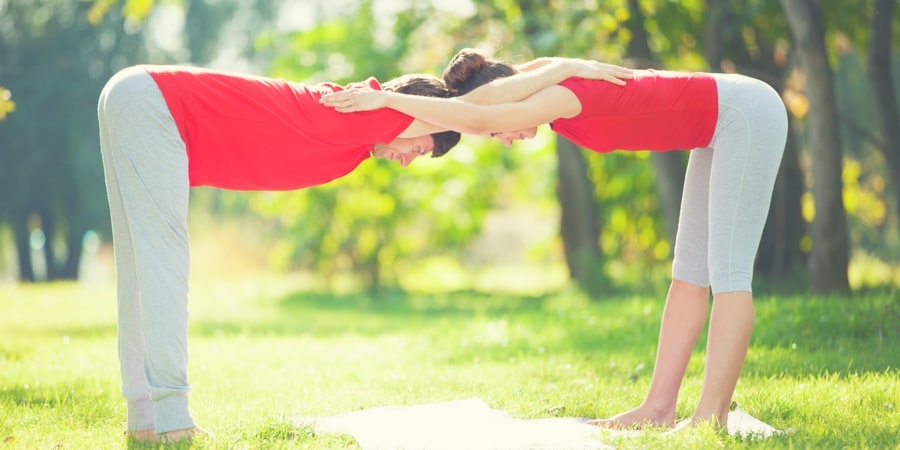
[{"x1": 400, "y1": 153, "x2": 417, "y2": 167}]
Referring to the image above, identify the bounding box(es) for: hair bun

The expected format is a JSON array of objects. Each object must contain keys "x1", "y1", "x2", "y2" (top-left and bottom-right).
[{"x1": 443, "y1": 48, "x2": 491, "y2": 90}]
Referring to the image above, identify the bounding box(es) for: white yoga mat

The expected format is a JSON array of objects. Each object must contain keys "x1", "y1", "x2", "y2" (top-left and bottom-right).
[{"x1": 294, "y1": 397, "x2": 782, "y2": 450}]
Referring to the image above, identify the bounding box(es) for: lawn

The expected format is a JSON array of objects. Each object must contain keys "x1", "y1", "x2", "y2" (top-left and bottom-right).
[{"x1": 0, "y1": 275, "x2": 897, "y2": 449}]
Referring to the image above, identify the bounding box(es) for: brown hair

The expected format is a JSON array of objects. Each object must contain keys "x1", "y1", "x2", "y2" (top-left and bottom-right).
[
  {"x1": 383, "y1": 74, "x2": 461, "y2": 158},
  {"x1": 442, "y1": 48, "x2": 518, "y2": 96}
]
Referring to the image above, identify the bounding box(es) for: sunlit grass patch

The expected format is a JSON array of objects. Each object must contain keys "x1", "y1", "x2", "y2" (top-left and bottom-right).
[{"x1": 1, "y1": 278, "x2": 897, "y2": 448}]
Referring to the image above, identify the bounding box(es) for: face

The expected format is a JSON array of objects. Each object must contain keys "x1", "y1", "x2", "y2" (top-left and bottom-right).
[
  {"x1": 487, "y1": 127, "x2": 539, "y2": 146},
  {"x1": 372, "y1": 135, "x2": 435, "y2": 167}
]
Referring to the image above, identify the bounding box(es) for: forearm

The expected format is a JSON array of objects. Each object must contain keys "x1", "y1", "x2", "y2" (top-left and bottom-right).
[
  {"x1": 515, "y1": 56, "x2": 557, "y2": 72},
  {"x1": 384, "y1": 94, "x2": 490, "y2": 134},
  {"x1": 460, "y1": 58, "x2": 575, "y2": 105}
]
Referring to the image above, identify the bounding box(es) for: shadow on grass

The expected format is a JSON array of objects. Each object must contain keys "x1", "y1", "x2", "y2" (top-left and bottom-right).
[
  {"x1": 188, "y1": 288, "x2": 664, "y2": 358},
  {"x1": 188, "y1": 287, "x2": 900, "y2": 379},
  {"x1": 191, "y1": 289, "x2": 560, "y2": 337}
]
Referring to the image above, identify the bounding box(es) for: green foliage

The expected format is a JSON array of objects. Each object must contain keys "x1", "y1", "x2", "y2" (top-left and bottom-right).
[
  {"x1": 441, "y1": 1, "x2": 678, "y2": 293},
  {"x1": 586, "y1": 151, "x2": 673, "y2": 288},
  {"x1": 0, "y1": 87, "x2": 14, "y2": 121},
  {"x1": 454, "y1": 0, "x2": 632, "y2": 59},
  {"x1": 1, "y1": 280, "x2": 898, "y2": 448},
  {"x1": 260, "y1": 0, "x2": 404, "y2": 84},
  {"x1": 0, "y1": 0, "x2": 146, "y2": 279},
  {"x1": 2, "y1": 0, "x2": 895, "y2": 290},
  {"x1": 87, "y1": 0, "x2": 155, "y2": 24},
  {"x1": 249, "y1": 144, "x2": 514, "y2": 292},
  {"x1": 244, "y1": 2, "x2": 548, "y2": 292}
]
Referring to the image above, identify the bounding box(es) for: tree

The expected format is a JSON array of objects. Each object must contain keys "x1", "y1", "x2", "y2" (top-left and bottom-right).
[
  {"x1": 781, "y1": 0, "x2": 851, "y2": 293},
  {"x1": 867, "y1": 0, "x2": 900, "y2": 220},
  {"x1": 245, "y1": 1, "x2": 503, "y2": 292},
  {"x1": 556, "y1": 138, "x2": 603, "y2": 290},
  {"x1": 701, "y1": 0, "x2": 806, "y2": 282},
  {"x1": 0, "y1": 0, "x2": 146, "y2": 281},
  {"x1": 622, "y1": 0, "x2": 687, "y2": 243}
]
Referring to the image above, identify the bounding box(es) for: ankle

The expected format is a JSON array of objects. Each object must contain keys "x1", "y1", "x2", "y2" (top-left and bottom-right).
[{"x1": 640, "y1": 400, "x2": 676, "y2": 418}]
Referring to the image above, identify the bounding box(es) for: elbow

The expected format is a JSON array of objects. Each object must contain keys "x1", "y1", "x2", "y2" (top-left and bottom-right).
[{"x1": 458, "y1": 114, "x2": 496, "y2": 134}]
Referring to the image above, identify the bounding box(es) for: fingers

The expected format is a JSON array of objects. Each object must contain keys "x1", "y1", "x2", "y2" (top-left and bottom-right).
[
  {"x1": 329, "y1": 103, "x2": 356, "y2": 113},
  {"x1": 319, "y1": 92, "x2": 348, "y2": 106},
  {"x1": 320, "y1": 93, "x2": 357, "y2": 112},
  {"x1": 598, "y1": 63, "x2": 633, "y2": 78},
  {"x1": 573, "y1": 60, "x2": 633, "y2": 86}
]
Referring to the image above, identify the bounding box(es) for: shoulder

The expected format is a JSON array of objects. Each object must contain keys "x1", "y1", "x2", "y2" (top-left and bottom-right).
[
  {"x1": 342, "y1": 77, "x2": 384, "y2": 91},
  {"x1": 527, "y1": 84, "x2": 582, "y2": 119}
]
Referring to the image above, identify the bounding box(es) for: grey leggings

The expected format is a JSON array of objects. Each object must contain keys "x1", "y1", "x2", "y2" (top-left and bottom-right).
[
  {"x1": 97, "y1": 66, "x2": 193, "y2": 433},
  {"x1": 672, "y1": 74, "x2": 788, "y2": 294}
]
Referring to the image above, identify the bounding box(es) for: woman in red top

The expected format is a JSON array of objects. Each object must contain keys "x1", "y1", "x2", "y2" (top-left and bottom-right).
[
  {"x1": 97, "y1": 59, "x2": 632, "y2": 443},
  {"x1": 322, "y1": 48, "x2": 788, "y2": 430}
]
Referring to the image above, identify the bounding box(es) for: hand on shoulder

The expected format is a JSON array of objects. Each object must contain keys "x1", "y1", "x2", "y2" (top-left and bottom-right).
[{"x1": 320, "y1": 89, "x2": 389, "y2": 113}]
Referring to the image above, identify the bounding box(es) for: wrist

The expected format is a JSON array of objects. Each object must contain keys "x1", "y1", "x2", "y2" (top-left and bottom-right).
[
  {"x1": 381, "y1": 91, "x2": 399, "y2": 109},
  {"x1": 559, "y1": 59, "x2": 580, "y2": 78}
]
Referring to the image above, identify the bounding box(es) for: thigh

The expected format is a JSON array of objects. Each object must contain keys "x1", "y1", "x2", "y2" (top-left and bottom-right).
[
  {"x1": 672, "y1": 147, "x2": 713, "y2": 288},
  {"x1": 706, "y1": 75, "x2": 787, "y2": 293}
]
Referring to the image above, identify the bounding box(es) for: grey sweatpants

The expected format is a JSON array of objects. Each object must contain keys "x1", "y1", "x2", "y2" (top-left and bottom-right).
[
  {"x1": 97, "y1": 66, "x2": 194, "y2": 433},
  {"x1": 672, "y1": 73, "x2": 788, "y2": 294}
]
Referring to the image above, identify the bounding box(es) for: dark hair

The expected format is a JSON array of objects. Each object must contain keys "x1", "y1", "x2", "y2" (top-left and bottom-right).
[
  {"x1": 383, "y1": 73, "x2": 461, "y2": 158},
  {"x1": 442, "y1": 48, "x2": 518, "y2": 96}
]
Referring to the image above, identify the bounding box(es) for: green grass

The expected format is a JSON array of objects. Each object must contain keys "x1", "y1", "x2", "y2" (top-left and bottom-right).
[{"x1": 0, "y1": 276, "x2": 897, "y2": 449}]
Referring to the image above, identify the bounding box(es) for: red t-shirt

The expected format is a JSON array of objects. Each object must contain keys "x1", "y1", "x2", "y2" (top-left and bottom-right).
[
  {"x1": 145, "y1": 65, "x2": 414, "y2": 191},
  {"x1": 550, "y1": 70, "x2": 718, "y2": 153}
]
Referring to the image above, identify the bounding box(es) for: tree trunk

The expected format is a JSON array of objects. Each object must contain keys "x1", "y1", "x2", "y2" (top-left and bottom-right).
[
  {"x1": 61, "y1": 230, "x2": 82, "y2": 280},
  {"x1": 781, "y1": 0, "x2": 851, "y2": 294},
  {"x1": 13, "y1": 215, "x2": 34, "y2": 282},
  {"x1": 867, "y1": 0, "x2": 900, "y2": 220},
  {"x1": 556, "y1": 136, "x2": 605, "y2": 295},
  {"x1": 649, "y1": 152, "x2": 686, "y2": 243},
  {"x1": 757, "y1": 129, "x2": 807, "y2": 279},
  {"x1": 40, "y1": 209, "x2": 61, "y2": 281}
]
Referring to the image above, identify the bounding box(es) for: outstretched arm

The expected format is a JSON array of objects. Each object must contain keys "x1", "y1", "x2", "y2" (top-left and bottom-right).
[
  {"x1": 321, "y1": 85, "x2": 580, "y2": 136},
  {"x1": 460, "y1": 57, "x2": 631, "y2": 106},
  {"x1": 321, "y1": 56, "x2": 623, "y2": 136}
]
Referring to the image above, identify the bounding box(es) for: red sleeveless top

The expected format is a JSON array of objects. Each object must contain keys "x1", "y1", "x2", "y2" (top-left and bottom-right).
[{"x1": 550, "y1": 70, "x2": 718, "y2": 153}]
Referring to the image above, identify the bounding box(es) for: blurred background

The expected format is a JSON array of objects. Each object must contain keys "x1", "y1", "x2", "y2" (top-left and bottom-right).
[{"x1": 0, "y1": 0, "x2": 898, "y2": 297}]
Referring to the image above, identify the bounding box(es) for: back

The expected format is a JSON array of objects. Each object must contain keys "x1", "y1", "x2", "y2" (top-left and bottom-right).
[
  {"x1": 550, "y1": 70, "x2": 718, "y2": 153},
  {"x1": 146, "y1": 65, "x2": 413, "y2": 190}
]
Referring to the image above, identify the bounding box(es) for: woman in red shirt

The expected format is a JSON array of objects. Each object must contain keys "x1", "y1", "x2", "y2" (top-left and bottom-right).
[
  {"x1": 322, "y1": 48, "x2": 788, "y2": 431},
  {"x1": 98, "y1": 59, "x2": 632, "y2": 443}
]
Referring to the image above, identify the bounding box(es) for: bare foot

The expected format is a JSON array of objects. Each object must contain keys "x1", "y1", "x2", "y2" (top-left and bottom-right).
[
  {"x1": 124, "y1": 429, "x2": 156, "y2": 442},
  {"x1": 588, "y1": 404, "x2": 676, "y2": 429}
]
